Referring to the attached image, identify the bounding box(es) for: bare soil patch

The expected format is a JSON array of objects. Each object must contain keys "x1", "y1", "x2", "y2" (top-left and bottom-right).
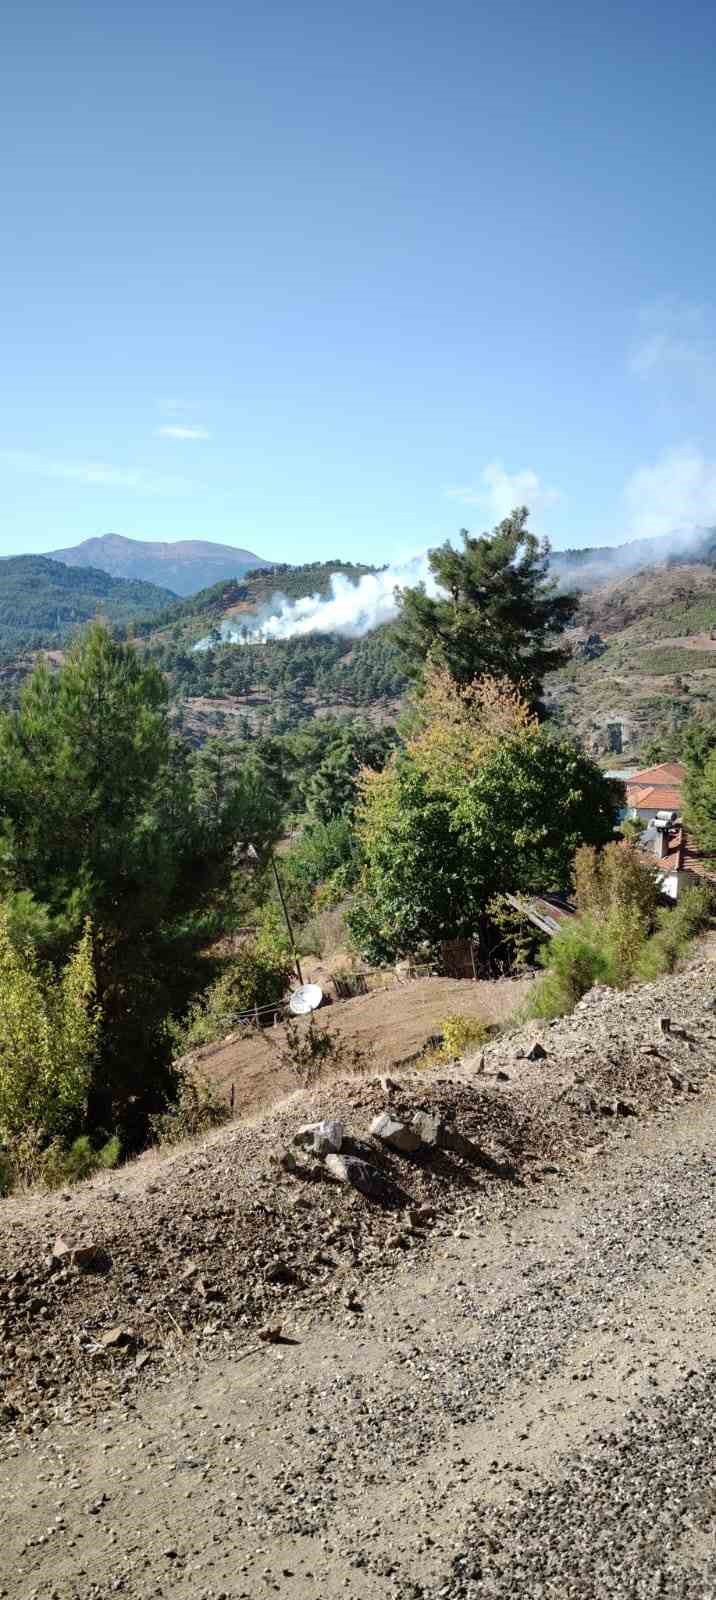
[{"x1": 190, "y1": 974, "x2": 531, "y2": 1116}]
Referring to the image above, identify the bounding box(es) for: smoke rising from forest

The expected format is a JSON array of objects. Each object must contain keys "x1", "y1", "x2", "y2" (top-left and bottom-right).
[{"x1": 195, "y1": 524, "x2": 715, "y2": 649}]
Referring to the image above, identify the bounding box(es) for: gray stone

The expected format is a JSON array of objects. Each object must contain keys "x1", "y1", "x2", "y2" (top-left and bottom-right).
[
  {"x1": 324, "y1": 1152, "x2": 401, "y2": 1203},
  {"x1": 294, "y1": 1119, "x2": 343, "y2": 1155},
  {"x1": 98, "y1": 1326, "x2": 136, "y2": 1352},
  {"x1": 370, "y1": 1111, "x2": 424, "y2": 1153},
  {"x1": 411, "y1": 1110, "x2": 443, "y2": 1147},
  {"x1": 526, "y1": 1041, "x2": 548, "y2": 1061},
  {"x1": 72, "y1": 1244, "x2": 112, "y2": 1275}
]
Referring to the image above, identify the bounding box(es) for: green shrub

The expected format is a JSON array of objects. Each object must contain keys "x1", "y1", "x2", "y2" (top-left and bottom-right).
[
  {"x1": 0, "y1": 913, "x2": 99, "y2": 1143},
  {"x1": 527, "y1": 918, "x2": 613, "y2": 1020},
  {"x1": 151, "y1": 1074, "x2": 230, "y2": 1146},
  {"x1": 0, "y1": 1132, "x2": 120, "y2": 1195},
  {"x1": 635, "y1": 884, "x2": 713, "y2": 979},
  {"x1": 173, "y1": 938, "x2": 293, "y2": 1053},
  {"x1": 270, "y1": 1017, "x2": 373, "y2": 1089},
  {"x1": 438, "y1": 1013, "x2": 489, "y2": 1060}
]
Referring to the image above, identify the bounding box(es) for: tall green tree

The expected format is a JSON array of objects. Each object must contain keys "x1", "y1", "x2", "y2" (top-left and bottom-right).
[
  {"x1": 349, "y1": 669, "x2": 618, "y2": 962},
  {"x1": 0, "y1": 626, "x2": 279, "y2": 1142},
  {"x1": 395, "y1": 508, "x2": 578, "y2": 705}
]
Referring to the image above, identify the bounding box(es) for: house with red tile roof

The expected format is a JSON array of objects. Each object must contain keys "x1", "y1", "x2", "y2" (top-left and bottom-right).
[{"x1": 625, "y1": 761, "x2": 686, "y2": 821}]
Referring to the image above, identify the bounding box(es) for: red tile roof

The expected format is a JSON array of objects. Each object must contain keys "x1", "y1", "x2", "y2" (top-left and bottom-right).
[
  {"x1": 626, "y1": 762, "x2": 687, "y2": 786},
  {"x1": 628, "y1": 784, "x2": 684, "y2": 811}
]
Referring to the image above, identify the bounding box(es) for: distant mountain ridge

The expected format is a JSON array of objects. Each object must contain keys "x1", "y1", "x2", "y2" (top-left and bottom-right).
[
  {"x1": 0, "y1": 556, "x2": 177, "y2": 655},
  {"x1": 47, "y1": 533, "x2": 272, "y2": 597}
]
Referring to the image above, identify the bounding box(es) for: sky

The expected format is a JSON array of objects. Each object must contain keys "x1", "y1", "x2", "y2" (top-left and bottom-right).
[{"x1": 2, "y1": 0, "x2": 716, "y2": 565}]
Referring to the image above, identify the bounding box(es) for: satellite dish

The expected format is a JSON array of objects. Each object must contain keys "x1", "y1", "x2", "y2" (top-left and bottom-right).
[{"x1": 289, "y1": 983, "x2": 324, "y2": 1016}]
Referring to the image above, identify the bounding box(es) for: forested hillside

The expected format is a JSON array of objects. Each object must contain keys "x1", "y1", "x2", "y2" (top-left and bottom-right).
[{"x1": 0, "y1": 555, "x2": 177, "y2": 654}]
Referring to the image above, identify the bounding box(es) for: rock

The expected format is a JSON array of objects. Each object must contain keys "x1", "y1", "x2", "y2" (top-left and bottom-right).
[
  {"x1": 496, "y1": 1070, "x2": 510, "y2": 1081},
  {"x1": 408, "y1": 1204, "x2": 436, "y2": 1229},
  {"x1": 380, "y1": 1075, "x2": 401, "y2": 1094},
  {"x1": 264, "y1": 1260, "x2": 300, "y2": 1285},
  {"x1": 279, "y1": 1148, "x2": 301, "y2": 1174},
  {"x1": 258, "y1": 1324, "x2": 283, "y2": 1343},
  {"x1": 411, "y1": 1110, "x2": 442, "y2": 1147},
  {"x1": 72, "y1": 1244, "x2": 112, "y2": 1275},
  {"x1": 98, "y1": 1326, "x2": 136, "y2": 1353},
  {"x1": 370, "y1": 1111, "x2": 423, "y2": 1154},
  {"x1": 51, "y1": 1236, "x2": 71, "y2": 1264},
  {"x1": 703, "y1": 997, "x2": 716, "y2": 1012},
  {"x1": 659, "y1": 1016, "x2": 672, "y2": 1034},
  {"x1": 440, "y1": 1125, "x2": 482, "y2": 1161},
  {"x1": 324, "y1": 1152, "x2": 401, "y2": 1203},
  {"x1": 294, "y1": 1119, "x2": 343, "y2": 1155},
  {"x1": 525, "y1": 1041, "x2": 548, "y2": 1061}
]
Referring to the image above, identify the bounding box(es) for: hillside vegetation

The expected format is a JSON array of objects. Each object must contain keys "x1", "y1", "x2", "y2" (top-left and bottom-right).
[
  {"x1": 0, "y1": 555, "x2": 177, "y2": 655},
  {"x1": 546, "y1": 560, "x2": 716, "y2": 757}
]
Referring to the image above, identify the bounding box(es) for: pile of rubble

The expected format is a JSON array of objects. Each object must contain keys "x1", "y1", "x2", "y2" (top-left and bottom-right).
[{"x1": 2, "y1": 958, "x2": 716, "y2": 1437}]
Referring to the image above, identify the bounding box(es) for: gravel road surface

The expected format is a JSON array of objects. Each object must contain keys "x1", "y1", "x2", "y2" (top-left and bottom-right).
[{"x1": 2, "y1": 1085, "x2": 715, "y2": 1600}]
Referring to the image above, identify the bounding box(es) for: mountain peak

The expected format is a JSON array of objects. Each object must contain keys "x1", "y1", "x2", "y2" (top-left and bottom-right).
[{"x1": 46, "y1": 534, "x2": 272, "y2": 597}]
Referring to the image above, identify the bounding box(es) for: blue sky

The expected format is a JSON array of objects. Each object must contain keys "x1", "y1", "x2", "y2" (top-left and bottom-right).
[{"x1": 2, "y1": 0, "x2": 716, "y2": 564}]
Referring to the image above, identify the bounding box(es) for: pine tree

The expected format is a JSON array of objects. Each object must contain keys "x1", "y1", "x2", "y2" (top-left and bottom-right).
[{"x1": 395, "y1": 508, "x2": 577, "y2": 706}]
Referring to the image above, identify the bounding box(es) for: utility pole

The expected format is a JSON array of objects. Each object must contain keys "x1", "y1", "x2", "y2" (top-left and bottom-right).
[{"x1": 269, "y1": 849, "x2": 303, "y2": 987}]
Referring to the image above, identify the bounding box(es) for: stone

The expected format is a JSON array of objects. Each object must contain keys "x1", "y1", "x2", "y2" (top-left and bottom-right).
[
  {"x1": 659, "y1": 1016, "x2": 671, "y2": 1034},
  {"x1": 411, "y1": 1110, "x2": 442, "y2": 1147},
  {"x1": 370, "y1": 1111, "x2": 423, "y2": 1154},
  {"x1": 380, "y1": 1075, "x2": 401, "y2": 1094},
  {"x1": 294, "y1": 1119, "x2": 343, "y2": 1155},
  {"x1": 98, "y1": 1326, "x2": 136, "y2": 1353},
  {"x1": 408, "y1": 1204, "x2": 437, "y2": 1229},
  {"x1": 439, "y1": 1125, "x2": 482, "y2": 1161},
  {"x1": 72, "y1": 1244, "x2": 112, "y2": 1275},
  {"x1": 525, "y1": 1041, "x2": 548, "y2": 1061},
  {"x1": 279, "y1": 1148, "x2": 301, "y2": 1174},
  {"x1": 324, "y1": 1152, "x2": 401, "y2": 1203},
  {"x1": 51, "y1": 1236, "x2": 71, "y2": 1263},
  {"x1": 264, "y1": 1260, "x2": 300, "y2": 1285},
  {"x1": 258, "y1": 1324, "x2": 283, "y2": 1343}
]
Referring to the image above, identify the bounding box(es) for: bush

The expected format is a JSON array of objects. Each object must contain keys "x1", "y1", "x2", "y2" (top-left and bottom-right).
[
  {"x1": 635, "y1": 884, "x2": 713, "y2": 979},
  {"x1": 527, "y1": 919, "x2": 613, "y2": 1020},
  {"x1": 151, "y1": 1073, "x2": 230, "y2": 1146},
  {"x1": 575, "y1": 842, "x2": 660, "y2": 928},
  {"x1": 438, "y1": 1013, "x2": 489, "y2": 1060},
  {"x1": 0, "y1": 1132, "x2": 120, "y2": 1195},
  {"x1": 529, "y1": 882, "x2": 713, "y2": 1019},
  {"x1": 270, "y1": 1017, "x2": 373, "y2": 1089},
  {"x1": 0, "y1": 914, "x2": 98, "y2": 1143},
  {"x1": 173, "y1": 938, "x2": 293, "y2": 1052}
]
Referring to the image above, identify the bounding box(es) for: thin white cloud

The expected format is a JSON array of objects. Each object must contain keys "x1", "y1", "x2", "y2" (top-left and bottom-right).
[
  {"x1": 157, "y1": 424, "x2": 210, "y2": 440},
  {"x1": 0, "y1": 448, "x2": 197, "y2": 495},
  {"x1": 629, "y1": 298, "x2": 714, "y2": 380},
  {"x1": 446, "y1": 461, "x2": 561, "y2": 520},
  {"x1": 624, "y1": 445, "x2": 716, "y2": 539}
]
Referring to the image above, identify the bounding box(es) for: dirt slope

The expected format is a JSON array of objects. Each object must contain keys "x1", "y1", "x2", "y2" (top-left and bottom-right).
[
  {"x1": 2, "y1": 1000, "x2": 716, "y2": 1596},
  {"x1": 190, "y1": 974, "x2": 529, "y2": 1116}
]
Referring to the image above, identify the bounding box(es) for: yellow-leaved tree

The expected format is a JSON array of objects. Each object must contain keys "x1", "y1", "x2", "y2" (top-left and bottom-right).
[{"x1": 0, "y1": 913, "x2": 99, "y2": 1143}]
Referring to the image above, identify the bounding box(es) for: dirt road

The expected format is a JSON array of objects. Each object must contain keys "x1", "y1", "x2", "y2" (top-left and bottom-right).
[{"x1": 3, "y1": 1084, "x2": 715, "y2": 1599}]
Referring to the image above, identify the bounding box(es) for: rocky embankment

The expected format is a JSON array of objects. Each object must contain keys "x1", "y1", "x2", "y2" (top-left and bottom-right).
[{"x1": 2, "y1": 960, "x2": 716, "y2": 1446}]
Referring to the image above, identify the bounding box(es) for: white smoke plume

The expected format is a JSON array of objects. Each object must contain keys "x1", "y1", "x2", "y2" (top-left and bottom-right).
[
  {"x1": 195, "y1": 521, "x2": 716, "y2": 651},
  {"x1": 201, "y1": 555, "x2": 439, "y2": 647}
]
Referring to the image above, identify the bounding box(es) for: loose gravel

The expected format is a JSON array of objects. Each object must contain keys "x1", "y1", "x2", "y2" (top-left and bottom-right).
[{"x1": 2, "y1": 963, "x2": 716, "y2": 1597}]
